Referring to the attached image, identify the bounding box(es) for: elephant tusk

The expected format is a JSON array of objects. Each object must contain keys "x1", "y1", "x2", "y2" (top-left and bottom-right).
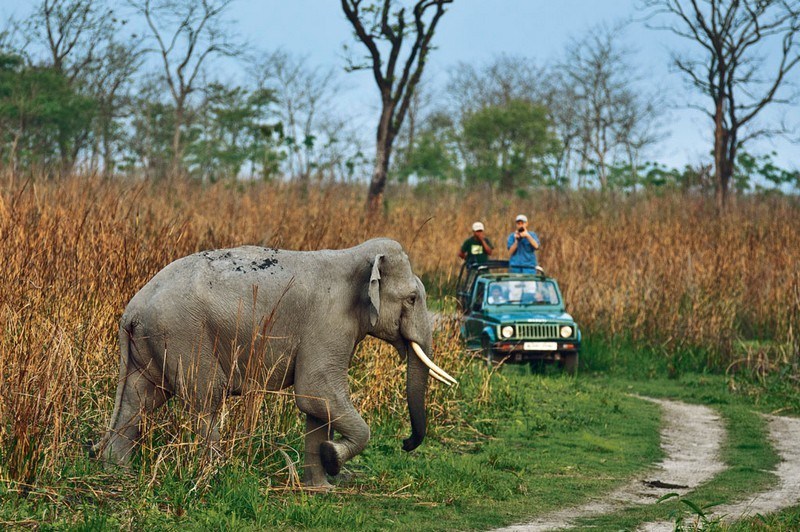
[
  {"x1": 410, "y1": 342, "x2": 457, "y2": 386},
  {"x1": 427, "y1": 367, "x2": 452, "y2": 385}
]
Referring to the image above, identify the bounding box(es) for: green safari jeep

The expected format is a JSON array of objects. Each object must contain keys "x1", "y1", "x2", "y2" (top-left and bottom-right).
[{"x1": 457, "y1": 261, "x2": 581, "y2": 373}]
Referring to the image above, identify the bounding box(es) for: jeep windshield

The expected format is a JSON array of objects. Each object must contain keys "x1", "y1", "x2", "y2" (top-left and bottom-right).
[{"x1": 486, "y1": 280, "x2": 560, "y2": 306}]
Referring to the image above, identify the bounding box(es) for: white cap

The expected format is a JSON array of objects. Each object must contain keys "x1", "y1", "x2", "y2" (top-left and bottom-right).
[
  {"x1": 472, "y1": 221, "x2": 485, "y2": 232},
  {"x1": 515, "y1": 214, "x2": 528, "y2": 222}
]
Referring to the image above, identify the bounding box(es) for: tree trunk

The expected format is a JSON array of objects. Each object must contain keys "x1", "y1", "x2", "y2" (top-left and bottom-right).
[
  {"x1": 713, "y1": 101, "x2": 731, "y2": 210},
  {"x1": 171, "y1": 102, "x2": 185, "y2": 181},
  {"x1": 102, "y1": 123, "x2": 114, "y2": 180},
  {"x1": 367, "y1": 143, "x2": 390, "y2": 214},
  {"x1": 367, "y1": 103, "x2": 395, "y2": 215}
]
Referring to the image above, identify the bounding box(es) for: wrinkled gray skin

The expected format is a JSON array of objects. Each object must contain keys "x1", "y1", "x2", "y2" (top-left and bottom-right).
[{"x1": 95, "y1": 238, "x2": 433, "y2": 488}]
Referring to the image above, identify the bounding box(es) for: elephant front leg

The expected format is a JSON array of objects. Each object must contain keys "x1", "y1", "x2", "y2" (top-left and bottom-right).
[
  {"x1": 318, "y1": 408, "x2": 370, "y2": 477},
  {"x1": 295, "y1": 385, "x2": 371, "y2": 486},
  {"x1": 303, "y1": 414, "x2": 334, "y2": 489}
]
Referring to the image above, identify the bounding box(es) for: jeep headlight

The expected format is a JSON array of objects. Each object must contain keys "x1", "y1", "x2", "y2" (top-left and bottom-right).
[
  {"x1": 559, "y1": 326, "x2": 573, "y2": 338},
  {"x1": 501, "y1": 325, "x2": 515, "y2": 339}
]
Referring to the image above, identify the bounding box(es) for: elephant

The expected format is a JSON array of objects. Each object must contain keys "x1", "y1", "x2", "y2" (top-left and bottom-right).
[{"x1": 94, "y1": 237, "x2": 455, "y2": 488}]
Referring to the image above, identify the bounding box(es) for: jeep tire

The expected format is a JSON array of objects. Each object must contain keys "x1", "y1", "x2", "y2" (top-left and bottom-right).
[
  {"x1": 481, "y1": 336, "x2": 495, "y2": 368},
  {"x1": 561, "y1": 352, "x2": 578, "y2": 375}
]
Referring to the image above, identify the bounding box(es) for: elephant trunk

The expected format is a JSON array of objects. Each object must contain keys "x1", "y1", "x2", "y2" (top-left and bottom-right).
[{"x1": 403, "y1": 338, "x2": 429, "y2": 452}]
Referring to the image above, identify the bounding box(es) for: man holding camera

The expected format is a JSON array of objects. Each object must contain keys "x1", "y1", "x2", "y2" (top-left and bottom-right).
[
  {"x1": 507, "y1": 214, "x2": 540, "y2": 273},
  {"x1": 459, "y1": 221, "x2": 494, "y2": 264}
]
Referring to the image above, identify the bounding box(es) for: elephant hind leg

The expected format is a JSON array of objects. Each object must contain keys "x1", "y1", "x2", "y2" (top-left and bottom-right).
[
  {"x1": 97, "y1": 327, "x2": 171, "y2": 466},
  {"x1": 100, "y1": 365, "x2": 171, "y2": 465}
]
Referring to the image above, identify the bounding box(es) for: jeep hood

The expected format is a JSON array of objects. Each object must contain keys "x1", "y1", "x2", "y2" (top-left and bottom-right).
[{"x1": 494, "y1": 310, "x2": 575, "y2": 323}]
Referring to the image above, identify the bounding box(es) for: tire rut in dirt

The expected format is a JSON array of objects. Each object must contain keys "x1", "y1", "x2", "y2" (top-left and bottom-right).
[
  {"x1": 493, "y1": 397, "x2": 726, "y2": 531},
  {"x1": 639, "y1": 413, "x2": 800, "y2": 531}
]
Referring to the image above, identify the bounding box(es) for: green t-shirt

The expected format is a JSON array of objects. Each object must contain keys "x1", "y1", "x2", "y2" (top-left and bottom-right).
[{"x1": 461, "y1": 235, "x2": 493, "y2": 263}]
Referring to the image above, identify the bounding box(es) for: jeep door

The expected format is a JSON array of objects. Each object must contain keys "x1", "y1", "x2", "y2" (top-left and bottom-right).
[{"x1": 464, "y1": 279, "x2": 488, "y2": 343}]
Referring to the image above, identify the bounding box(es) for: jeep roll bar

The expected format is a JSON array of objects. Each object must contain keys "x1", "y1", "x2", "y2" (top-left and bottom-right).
[{"x1": 456, "y1": 261, "x2": 547, "y2": 311}]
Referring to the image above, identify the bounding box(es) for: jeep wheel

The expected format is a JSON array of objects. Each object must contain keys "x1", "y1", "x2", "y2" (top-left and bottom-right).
[
  {"x1": 481, "y1": 336, "x2": 495, "y2": 368},
  {"x1": 561, "y1": 352, "x2": 579, "y2": 375}
]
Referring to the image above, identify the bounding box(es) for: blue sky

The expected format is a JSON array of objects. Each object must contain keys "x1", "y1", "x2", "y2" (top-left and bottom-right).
[
  {"x1": 3, "y1": 0, "x2": 798, "y2": 171},
  {"x1": 225, "y1": 0, "x2": 800, "y2": 171}
]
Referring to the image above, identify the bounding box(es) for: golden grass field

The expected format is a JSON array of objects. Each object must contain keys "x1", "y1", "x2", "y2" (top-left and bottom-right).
[{"x1": 1, "y1": 175, "x2": 798, "y2": 488}]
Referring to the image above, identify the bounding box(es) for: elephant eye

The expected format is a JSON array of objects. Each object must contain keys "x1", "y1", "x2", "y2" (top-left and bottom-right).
[{"x1": 407, "y1": 294, "x2": 417, "y2": 305}]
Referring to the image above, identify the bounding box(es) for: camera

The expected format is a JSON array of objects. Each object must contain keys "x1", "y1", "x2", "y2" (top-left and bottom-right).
[{"x1": 517, "y1": 227, "x2": 524, "y2": 233}]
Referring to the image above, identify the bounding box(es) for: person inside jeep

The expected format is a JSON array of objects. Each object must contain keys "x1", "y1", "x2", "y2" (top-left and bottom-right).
[
  {"x1": 489, "y1": 280, "x2": 559, "y2": 305},
  {"x1": 488, "y1": 284, "x2": 508, "y2": 305}
]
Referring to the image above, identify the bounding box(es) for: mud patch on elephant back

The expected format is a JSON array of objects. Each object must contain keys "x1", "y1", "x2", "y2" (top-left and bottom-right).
[
  {"x1": 202, "y1": 249, "x2": 280, "y2": 273},
  {"x1": 201, "y1": 250, "x2": 233, "y2": 261},
  {"x1": 254, "y1": 258, "x2": 278, "y2": 270}
]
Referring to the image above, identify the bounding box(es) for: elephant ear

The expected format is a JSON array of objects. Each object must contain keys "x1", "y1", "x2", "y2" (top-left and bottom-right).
[{"x1": 369, "y1": 254, "x2": 384, "y2": 327}]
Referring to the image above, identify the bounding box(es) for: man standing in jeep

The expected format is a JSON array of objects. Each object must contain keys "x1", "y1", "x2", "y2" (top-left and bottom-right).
[
  {"x1": 459, "y1": 221, "x2": 494, "y2": 264},
  {"x1": 507, "y1": 214, "x2": 540, "y2": 273}
]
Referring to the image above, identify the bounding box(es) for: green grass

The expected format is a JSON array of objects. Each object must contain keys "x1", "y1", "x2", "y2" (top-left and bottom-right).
[
  {"x1": 2, "y1": 338, "x2": 799, "y2": 530},
  {"x1": 0, "y1": 366, "x2": 661, "y2": 530}
]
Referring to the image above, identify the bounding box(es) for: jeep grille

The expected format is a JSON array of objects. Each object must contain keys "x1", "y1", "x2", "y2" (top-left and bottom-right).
[{"x1": 515, "y1": 323, "x2": 559, "y2": 339}]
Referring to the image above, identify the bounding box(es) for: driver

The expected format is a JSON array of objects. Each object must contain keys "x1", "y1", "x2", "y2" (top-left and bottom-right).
[{"x1": 487, "y1": 284, "x2": 507, "y2": 304}]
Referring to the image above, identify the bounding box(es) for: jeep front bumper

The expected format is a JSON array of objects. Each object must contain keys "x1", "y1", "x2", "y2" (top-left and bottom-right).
[{"x1": 490, "y1": 340, "x2": 580, "y2": 362}]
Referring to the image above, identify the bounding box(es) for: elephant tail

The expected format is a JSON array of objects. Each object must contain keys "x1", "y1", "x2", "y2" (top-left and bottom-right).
[{"x1": 92, "y1": 319, "x2": 136, "y2": 456}]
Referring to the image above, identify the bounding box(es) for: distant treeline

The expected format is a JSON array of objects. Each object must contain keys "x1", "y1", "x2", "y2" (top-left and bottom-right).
[{"x1": 0, "y1": 1, "x2": 797, "y2": 196}]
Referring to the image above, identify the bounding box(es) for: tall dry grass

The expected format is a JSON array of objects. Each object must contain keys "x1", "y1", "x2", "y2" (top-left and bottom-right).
[{"x1": 0, "y1": 176, "x2": 798, "y2": 490}]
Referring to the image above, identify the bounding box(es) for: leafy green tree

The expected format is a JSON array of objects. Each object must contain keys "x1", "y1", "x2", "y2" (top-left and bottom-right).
[
  {"x1": 460, "y1": 99, "x2": 558, "y2": 190},
  {"x1": 126, "y1": 82, "x2": 176, "y2": 179},
  {"x1": 734, "y1": 151, "x2": 799, "y2": 193},
  {"x1": 21, "y1": 0, "x2": 141, "y2": 175},
  {"x1": 0, "y1": 53, "x2": 95, "y2": 176},
  {"x1": 394, "y1": 129, "x2": 458, "y2": 184},
  {"x1": 393, "y1": 110, "x2": 458, "y2": 184},
  {"x1": 185, "y1": 84, "x2": 278, "y2": 181}
]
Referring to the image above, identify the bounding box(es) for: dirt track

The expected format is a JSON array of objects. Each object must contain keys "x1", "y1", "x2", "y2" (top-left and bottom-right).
[
  {"x1": 494, "y1": 397, "x2": 800, "y2": 531},
  {"x1": 638, "y1": 413, "x2": 800, "y2": 531}
]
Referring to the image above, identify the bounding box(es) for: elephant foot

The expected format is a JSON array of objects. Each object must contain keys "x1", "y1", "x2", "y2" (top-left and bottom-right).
[
  {"x1": 319, "y1": 441, "x2": 342, "y2": 476},
  {"x1": 304, "y1": 478, "x2": 334, "y2": 492},
  {"x1": 302, "y1": 463, "x2": 334, "y2": 490},
  {"x1": 86, "y1": 439, "x2": 99, "y2": 459}
]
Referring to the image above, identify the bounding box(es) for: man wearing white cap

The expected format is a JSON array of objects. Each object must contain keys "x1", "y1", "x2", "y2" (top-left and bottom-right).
[
  {"x1": 458, "y1": 221, "x2": 494, "y2": 264},
  {"x1": 507, "y1": 214, "x2": 540, "y2": 273}
]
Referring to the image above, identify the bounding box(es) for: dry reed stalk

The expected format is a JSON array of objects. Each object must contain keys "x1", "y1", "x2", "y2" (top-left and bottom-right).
[{"x1": 1, "y1": 175, "x2": 798, "y2": 488}]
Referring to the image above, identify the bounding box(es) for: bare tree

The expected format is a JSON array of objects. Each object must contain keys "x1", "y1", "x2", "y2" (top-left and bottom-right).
[
  {"x1": 130, "y1": 0, "x2": 240, "y2": 179},
  {"x1": 26, "y1": 0, "x2": 109, "y2": 82},
  {"x1": 539, "y1": 70, "x2": 583, "y2": 186},
  {"x1": 316, "y1": 115, "x2": 369, "y2": 182},
  {"x1": 446, "y1": 54, "x2": 547, "y2": 118},
  {"x1": 341, "y1": 0, "x2": 453, "y2": 214},
  {"x1": 86, "y1": 38, "x2": 145, "y2": 177},
  {"x1": 560, "y1": 25, "x2": 660, "y2": 189},
  {"x1": 253, "y1": 50, "x2": 339, "y2": 183},
  {"x1": 644, "y1": 0, "x2": 800, "y2": 208}
]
